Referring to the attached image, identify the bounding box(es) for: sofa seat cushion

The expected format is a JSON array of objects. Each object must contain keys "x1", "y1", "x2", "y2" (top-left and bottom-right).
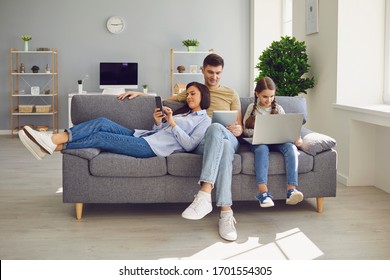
[
  {"x1": 89, "y1": 152, "x2": 167, "y2": 177},
  {"x1": 240, "y1": 147, "x2": 314, "y2": 176},
  {"x1": 167, "y1": 153, "x2": 242, "y2": 176}
]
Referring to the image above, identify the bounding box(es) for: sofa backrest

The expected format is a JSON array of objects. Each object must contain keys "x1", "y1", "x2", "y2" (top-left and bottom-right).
[
  {"x1": 71, "y1": 95, "x2": 156, "y2": 129},
  {"x1": 240, "y1": 96, "x2": 307, "y2": 124},
  {"x1": 71, "y1": 95, "x2": 308, "y2": 129}
]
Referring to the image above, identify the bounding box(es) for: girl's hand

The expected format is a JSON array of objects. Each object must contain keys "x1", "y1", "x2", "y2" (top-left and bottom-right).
[{"x1": 294, "y1": 137, "x2": 303, "y2": 147}]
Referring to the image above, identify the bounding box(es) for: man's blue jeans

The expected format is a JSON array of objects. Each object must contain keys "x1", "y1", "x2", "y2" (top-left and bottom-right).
[
  {"x1": 64, "y1": 117, "x2": 156, "y2": 158},
  {"x1": 194, "y1": 123, "x2": 239, "y2": 207},
  {"x1": 251, "y1": 143, "x2": 298, "y2": 187}
]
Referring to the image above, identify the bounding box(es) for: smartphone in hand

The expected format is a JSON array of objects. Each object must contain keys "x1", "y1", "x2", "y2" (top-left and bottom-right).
[{"x1": 155, "y1": 96, "x2": 166, "y2": 122}]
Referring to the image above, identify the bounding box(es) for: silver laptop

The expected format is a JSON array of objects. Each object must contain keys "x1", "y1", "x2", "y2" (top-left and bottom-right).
[
  {"x1": 243, "y1": 113, "x2": 304, "y2": 145},
  {"x1": 212, "y1": 110, "x2": 238, "y2": 126}
]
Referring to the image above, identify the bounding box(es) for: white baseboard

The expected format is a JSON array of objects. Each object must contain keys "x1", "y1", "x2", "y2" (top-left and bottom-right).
[
  {"x1": 337, "y1": 172, "x2": 348, "y2": 186},
  {"x1": 0, "y1": 130, "x2": 12, "y2": 135}
]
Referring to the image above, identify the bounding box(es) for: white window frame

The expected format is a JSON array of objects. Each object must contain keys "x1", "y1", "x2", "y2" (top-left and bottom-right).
[
  {"x1": 384, "y1": 0, "x2": 390, "y2": 104},
  {"x1": 282, "y1": 0, "x2": 293, "y2": 36}
]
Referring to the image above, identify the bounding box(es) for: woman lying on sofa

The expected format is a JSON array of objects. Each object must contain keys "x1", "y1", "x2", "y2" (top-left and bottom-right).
[{"x1": 19, "y1": 82, "x2": 211, "y2": 160}]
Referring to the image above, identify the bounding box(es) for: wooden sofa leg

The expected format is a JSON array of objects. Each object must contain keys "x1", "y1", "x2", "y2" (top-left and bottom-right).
[
  {"x1": 75, "y1": 203, "x2": 83, "y2": 220},
  {"x1": 316, "y1": 197, "x2": 324, "y2": 213}
]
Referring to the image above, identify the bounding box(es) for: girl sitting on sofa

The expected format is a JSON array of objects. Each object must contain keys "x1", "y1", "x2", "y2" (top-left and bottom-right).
[
  {"x1": 243, "y1": 77, "x2": 304, "y2": 208},
  {"x1": 19, "y1": 82, "x2": 211, "y2": 160}
]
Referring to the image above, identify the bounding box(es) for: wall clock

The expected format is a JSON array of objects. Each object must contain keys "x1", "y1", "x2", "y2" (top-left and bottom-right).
[{"x1": 106, "y1": 16, "x2": 125, "y2": 34}]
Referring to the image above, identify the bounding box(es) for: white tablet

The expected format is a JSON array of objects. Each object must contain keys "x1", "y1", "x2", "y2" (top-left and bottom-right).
[{"x1": 211, "y1": 110, "x2": 238, "y2": 126}]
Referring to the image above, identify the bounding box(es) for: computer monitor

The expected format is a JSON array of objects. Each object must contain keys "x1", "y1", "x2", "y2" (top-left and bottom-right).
[{"x1": 99, "y1": 62, "x2": 138, "y2": 94}]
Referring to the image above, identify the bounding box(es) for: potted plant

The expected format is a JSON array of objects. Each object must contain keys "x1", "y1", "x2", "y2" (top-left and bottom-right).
[
  {"x1": 21, "y1": 35, "x2": 32, "y2": 51},
  {"x1": 255, "y1": 36, "x2": 314, "y2": 96},
  {"x1": 142, "y1": 84, "x2": 148, "y2": 93},
  {"x1": 182, "y1": 39, "x2": 200, "y2": 52}
]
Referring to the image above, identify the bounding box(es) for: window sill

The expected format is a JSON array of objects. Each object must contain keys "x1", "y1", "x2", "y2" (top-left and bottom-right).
[{"x1": 333, "y1": 103, "x2": 390, "y2": 127}]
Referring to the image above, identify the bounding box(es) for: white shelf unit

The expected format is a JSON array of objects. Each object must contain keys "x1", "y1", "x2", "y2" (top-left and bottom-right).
[
  {"x1": 170, "y1": 48, "x2": 213, "y2": 95},
  {"x1": 9, "y1": 48, "x2": 59, "y2": 136}
]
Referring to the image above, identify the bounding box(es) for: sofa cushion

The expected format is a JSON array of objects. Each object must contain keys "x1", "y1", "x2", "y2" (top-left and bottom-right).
[
  {"x1": 167, "y1": 153, "x2": 242, "y2": 176},
  {"x1": 163, "y1": 99, "x2": 186, "y2": 112},
  {"x1": 300, "y1": 127, "x2": 337, "y2": 156},
  {"x1": 89, "y1": 152, "x2": 167, "y2": 177},
  {"x1": 71, "y1": 95, "x2": 156, "y2": 130},
  {"x1": 239, "y1": 144, "x2": 314, "y2": 175}
]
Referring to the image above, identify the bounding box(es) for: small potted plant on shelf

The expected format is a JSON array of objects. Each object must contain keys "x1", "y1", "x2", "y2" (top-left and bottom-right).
[
  {"x1": 182, "y1": 39, "x2": 200, "y2": 52},
  {"x1": 142, "y1": 84, "x2": 148, "y2": 93},
  {"x1": 21, "y1": 35, "x2": 32, "y2": 51}
]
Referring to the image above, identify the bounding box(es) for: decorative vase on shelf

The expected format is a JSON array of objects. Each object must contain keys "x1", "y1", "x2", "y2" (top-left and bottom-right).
[{"x1": 24, "y1": 41, "x2": 29, "y2": 51}]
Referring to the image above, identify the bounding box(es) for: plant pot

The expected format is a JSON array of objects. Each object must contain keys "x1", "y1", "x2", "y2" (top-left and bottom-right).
[
  {"x1": 143, "y1": 88, "x2": 148, "y2": 94},
  {"x1": 24, "y1": 41, "x2": 29, "y2": 51},
  {"x1": 187, "y1": 46, "x2": 196, "y2": 52}
]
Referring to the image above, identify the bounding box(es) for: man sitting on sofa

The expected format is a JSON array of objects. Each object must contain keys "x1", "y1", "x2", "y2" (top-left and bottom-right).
[{"x1": 119, "y1": 53, "x2": 243, "y2": 242}]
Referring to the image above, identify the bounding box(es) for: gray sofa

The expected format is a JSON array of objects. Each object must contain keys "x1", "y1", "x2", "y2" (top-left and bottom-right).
[{"x1": 63, "y1": 94, "x2": 337, "y2": 219}]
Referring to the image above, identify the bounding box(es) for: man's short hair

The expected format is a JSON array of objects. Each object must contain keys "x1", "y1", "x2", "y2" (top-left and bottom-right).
[{"x1": 203, "y1": 53, "x2": 224, "y2": 68}]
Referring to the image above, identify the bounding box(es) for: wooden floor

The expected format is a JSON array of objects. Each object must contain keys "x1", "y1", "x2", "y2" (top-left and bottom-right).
[{"x1": 1, "y1": 134, "x2": 390, "y2": 260}]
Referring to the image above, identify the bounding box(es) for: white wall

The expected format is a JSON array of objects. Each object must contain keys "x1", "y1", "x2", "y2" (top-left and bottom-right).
[
  {"x1": 0, "y1": 0, "x2": 250, "y2": 130},
  {"x1": 292, "y1": 0, "x2": 338, "y2": 134},
  {"x1": 250, "y1": 0, "x2": 283, "y2": 93},
  {"x1": 293, "y1": 0, "x2": 390, "y2": 193},
  {"x1": 337, "y1": 0, "x2": 385, "y2": 105}
]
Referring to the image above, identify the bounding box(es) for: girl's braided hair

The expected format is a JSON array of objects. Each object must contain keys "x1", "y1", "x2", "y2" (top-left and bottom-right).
[{"x1": 245, "y1": 76, "x2": 278, "y2": 129}]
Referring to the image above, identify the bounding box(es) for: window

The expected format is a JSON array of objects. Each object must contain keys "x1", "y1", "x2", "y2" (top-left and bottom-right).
[
  {"x1": 384, "y1": 0, "x2": 390, "y2": 104},
  {"x1": 282, "y1": 0, "x2": 293, "y2": 36}
]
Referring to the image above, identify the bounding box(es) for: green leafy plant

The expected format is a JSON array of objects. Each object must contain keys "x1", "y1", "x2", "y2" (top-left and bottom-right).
[
  {"x1": 255, "y1": 36, "x2": 314, "y2": 96},
  {"x1": 142, "y1": 84, "x2": 148, "y2": 89},
  {"x1": 182, "y1": 39, "x2": 200, "y2": 47},
  {"x1": 21, "y1": 35, "x2": 32, "y2": 41}
]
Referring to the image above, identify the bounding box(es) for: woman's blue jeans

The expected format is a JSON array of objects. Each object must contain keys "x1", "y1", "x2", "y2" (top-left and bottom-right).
[
  {"x1": 64, "y1": 117, "x2": 156, "y2": 158},
  {"x1": 251, "y1": 143, "x2": 298, "y2": 187},
  {"x1": 194, "y1": 123, "x2": 239, "y2": 207}
]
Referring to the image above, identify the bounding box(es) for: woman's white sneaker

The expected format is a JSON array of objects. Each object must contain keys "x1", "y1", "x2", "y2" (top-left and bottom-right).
[
  {"x1": 23, "y1": 126, "x2": 56, "y2": 154},
  {"x1": 18, "y1": 130, "x2": 48, "y2": 160}
]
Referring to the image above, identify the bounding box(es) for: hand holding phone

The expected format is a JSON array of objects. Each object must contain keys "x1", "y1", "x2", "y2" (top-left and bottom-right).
[{"x1": 155, "y1": 96, "x2": 166, "y2": 122}]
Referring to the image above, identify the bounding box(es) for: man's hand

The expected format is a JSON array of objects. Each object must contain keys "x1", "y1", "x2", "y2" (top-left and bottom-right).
[
  {"x1": 227, "y1": 124, "x2": 243, "y2": 137},
  {"x1": 117, "y1": 91, "x2": 146, "y2": 100}
]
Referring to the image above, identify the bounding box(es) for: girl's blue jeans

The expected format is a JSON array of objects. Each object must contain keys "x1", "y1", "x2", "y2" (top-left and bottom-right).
[
  {"x1": 64, "y1": 117, "x2": 156, "y2": 158},
  {"x1": 251, "y1": 142, "x2": 298, "y2": 187}
]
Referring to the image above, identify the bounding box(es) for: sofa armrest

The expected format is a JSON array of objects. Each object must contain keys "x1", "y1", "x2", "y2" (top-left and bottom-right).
[
  {"x1": 299, "y1": 127, "x2": 336, "y2": 156},
  {"x1": 61, "y1": 148, "x2": 101, "y2": 160}
]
